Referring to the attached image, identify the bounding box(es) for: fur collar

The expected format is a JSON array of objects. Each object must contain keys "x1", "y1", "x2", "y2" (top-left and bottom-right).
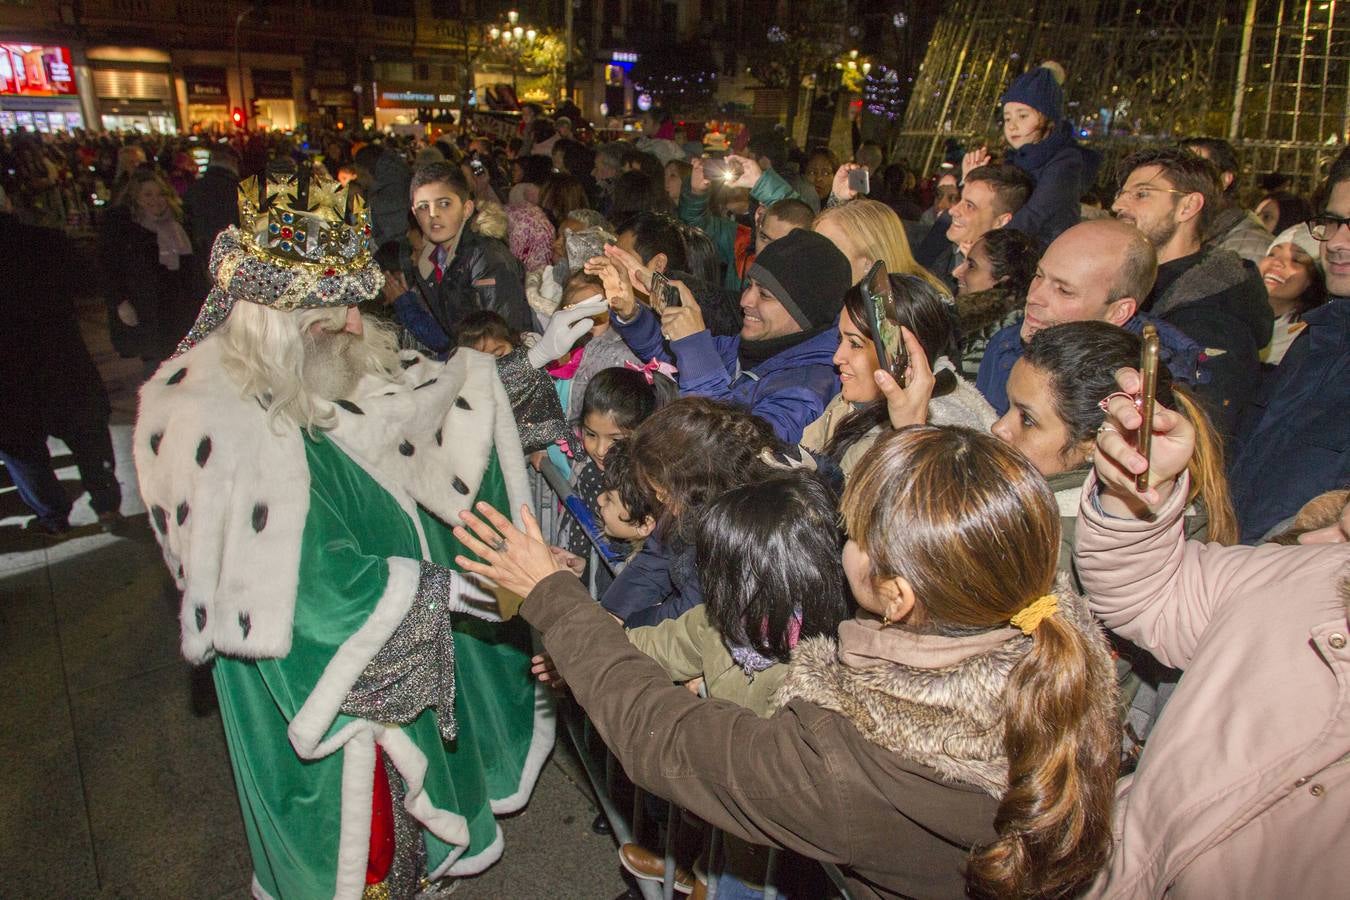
[{"x1": 775, "y1": 580, "x2": 1113, "y2": 797}]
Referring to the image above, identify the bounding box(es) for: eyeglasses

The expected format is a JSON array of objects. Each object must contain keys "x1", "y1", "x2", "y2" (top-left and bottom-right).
[
  {"x1": 412, "y1": 197, "x2": 456, "y2": 216},
  {"x1": 1113, "y1": 185, "x2": 1193, "y2": 203},
  {"x1": 1307, "y1": 214, "x2": 1350, "y2": 241}
]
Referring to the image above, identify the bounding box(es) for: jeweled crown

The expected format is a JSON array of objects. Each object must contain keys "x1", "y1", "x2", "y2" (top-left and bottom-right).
[{"x1": 237, "y1": 162, "x2": 373, "y2": 274}]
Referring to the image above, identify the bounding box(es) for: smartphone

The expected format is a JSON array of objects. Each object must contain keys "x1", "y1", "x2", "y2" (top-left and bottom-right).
[
  {"x1": 1135, "y1": 324, "x2": 1161, "y2": 492},
  {"x1": 649, "y1": 271, "x2": 681, "y2": 311},
  {"x1": 848, "y1": 167, "x2": 870, "y2": 196},
  {"x1": 861, "y1": 260, "x2": 908, "y2": 387},
  {"x1": 702, "y1": 158, "x2": 730, "y2": 182}
]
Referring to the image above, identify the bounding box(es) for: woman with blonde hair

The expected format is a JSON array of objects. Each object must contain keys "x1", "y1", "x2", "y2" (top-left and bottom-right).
[
  {"x1": 813, "y1": 197, "x2": 949, "y2": 295},
  {"x1": 100, "y1": 167, "x2": 203, "y2": 373},
  {"x1": 452, "y1": 425, "x2": 1120, "y2": 900}
]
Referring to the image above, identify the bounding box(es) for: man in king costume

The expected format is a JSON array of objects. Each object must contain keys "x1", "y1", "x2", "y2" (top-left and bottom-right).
[{"x1": 133, "y1": 164, "x2": 553, "y2": 899}]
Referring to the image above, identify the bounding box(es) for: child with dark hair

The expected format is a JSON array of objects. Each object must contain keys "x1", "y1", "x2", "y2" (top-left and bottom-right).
[
  {"x1": 596, "y1": 440, "x2": 657, "y2": 550},
  {"x1": 455, "y1": 310, "x2": 570, "y2": 455}
]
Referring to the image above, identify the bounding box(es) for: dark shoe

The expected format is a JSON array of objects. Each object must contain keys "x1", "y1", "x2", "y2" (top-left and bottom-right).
[
  {"x1": 98, "y1": 511, "x2": 128, "y2": 535},
  {"x1": 619, "y1": 843, "x2": 693, "y2": 894},
  {"x1": 591, "y1": 812, "x2": 613, "y2": 835},
  {"x1": 23, "y1": 517, "x2": 71, "y2": 539}
]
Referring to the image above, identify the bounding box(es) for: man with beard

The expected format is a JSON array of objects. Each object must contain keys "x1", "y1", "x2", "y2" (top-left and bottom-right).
[
  {"x1": 133, "y1": 168, "x2": 551, "y2": 899},
  {"x1": 1229, "y1": 155, "x2": 1350, "y2": 542},
  {"x1": 1112, "y1": 148, "x2": 1271, "y2": 441}
]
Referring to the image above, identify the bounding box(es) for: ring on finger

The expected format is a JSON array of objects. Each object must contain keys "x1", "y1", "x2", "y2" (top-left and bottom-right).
[
  {"x1": 1098, "y1": 422, "x2": 1118, "y2": 435},
  {"x1": 490, "y1": 537, "x2": 507, "y2": 553}
]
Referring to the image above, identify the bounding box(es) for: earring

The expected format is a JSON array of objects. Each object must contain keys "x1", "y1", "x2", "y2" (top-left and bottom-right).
[{"x1": 880, "y1": 614, "x2": 892, "y2": 628}]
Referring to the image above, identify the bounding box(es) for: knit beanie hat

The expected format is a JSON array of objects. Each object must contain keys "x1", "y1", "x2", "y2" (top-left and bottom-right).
[
  {"x1": 1269, "y1": 223, "x2": 1322, "y2": 268},
  {"x1": 746, "y1": 229, "x2": 852, "y2": 330},
  {"x1": 1000, "y1": 62, "x2": 1066, "y2": 122}
]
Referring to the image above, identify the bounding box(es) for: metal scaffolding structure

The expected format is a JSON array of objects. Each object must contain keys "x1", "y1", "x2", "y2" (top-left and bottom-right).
[{"x1": 896, "y1": 0, "x2": 1349, "y2": 197}]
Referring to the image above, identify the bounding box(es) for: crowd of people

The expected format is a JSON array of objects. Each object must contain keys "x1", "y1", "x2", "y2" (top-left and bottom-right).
[{"x1": 2, "y1": 57, "x2": 1348, "y2": 900}]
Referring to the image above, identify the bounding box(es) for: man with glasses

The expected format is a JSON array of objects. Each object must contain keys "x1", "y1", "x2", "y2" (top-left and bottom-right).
[
  {"x1": 385, "y1": 162, "x2": 529, "y2": 356},
  {"x1": 1112, "y1": 147, "x2": 1271, "y2": 441},
  {"x1": 1229, "y1": 155, "x2": 1350, "y2": 542}
]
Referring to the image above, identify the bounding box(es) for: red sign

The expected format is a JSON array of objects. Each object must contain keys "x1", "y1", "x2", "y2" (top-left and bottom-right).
[{"x1": 0, "y1": 44, "x2": 77, "y2": 97}]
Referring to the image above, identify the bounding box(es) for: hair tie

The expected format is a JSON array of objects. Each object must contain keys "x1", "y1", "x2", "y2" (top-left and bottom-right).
[
  {"x1": 624, "y1": 358, "x2": 678, "y2": 385},
  {"x1": 1010, "y1": 594, "x2": 1059, "y2": 634}
]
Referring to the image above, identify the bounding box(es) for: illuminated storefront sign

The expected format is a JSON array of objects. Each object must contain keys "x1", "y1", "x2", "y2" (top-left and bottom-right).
[{"x1": 0, "y1": 44, "x2": 77, "y2": 96}]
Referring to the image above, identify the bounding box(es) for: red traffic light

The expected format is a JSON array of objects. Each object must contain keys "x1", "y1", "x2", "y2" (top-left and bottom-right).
[{"x1": 231, "y1": 107, "x2": 245, "y2": 126}]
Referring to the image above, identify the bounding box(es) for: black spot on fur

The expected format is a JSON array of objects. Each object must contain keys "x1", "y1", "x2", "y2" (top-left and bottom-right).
[
  {"x1": 251, "y1": 502, "x2": 268, "y2": 532},
  {"x1": 415, "y1": 378, "x2": 438, "y2": 390},
  {"x1": 434, "y1": 428, "x2": 443, "y2": 446},
  {"x1": 177, "y1": 564, "x2": 185, "y2": 579},
  {"x1": 151, "y1": 505, "x2": 167, "y2": 534},
  {"x1": 238, "y1": 611, "x2": 252, "y2": 639},
  {"x1": 195, "y1": 436, "x2": 212, "y2": 467},
  {"x1": 149, "y1": 431, "x2": 163, "y2": 455},
  {"x1": 455, "y1": 397, "x2": 472, "y2": 410},
  {"x1": 176, "y1": 501, "x2": 189, "y2": 526},
  {"x1": 400, "y1": 356, "x2": 417, "y2": 369},
  {"x1": 194, "y1": 605, "x2": 206, "y2": 631},
  {"x1": 399, "y1": 440, "x2": 415, "y2": 457},
  {"x1": 335, "y1": 399, "x2": 364, "y2": 415},
  {"x1": 167, "y1": 367, "x2": 188, "y2": 385},
  {"x1": 453, "y1": 476, "x2": 470, "y2": 495}
]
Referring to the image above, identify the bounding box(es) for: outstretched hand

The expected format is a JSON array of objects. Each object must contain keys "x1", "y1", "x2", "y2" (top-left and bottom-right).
[
  {"x1": 453, "y1": 502, "x2": 569, "y2": 600},
  {"x1": 1093, "y1": 367, "x2": 1195, "y2": 517},
  {"x1": 875, "y1": 327, "x2": 936, "y2": 429}
]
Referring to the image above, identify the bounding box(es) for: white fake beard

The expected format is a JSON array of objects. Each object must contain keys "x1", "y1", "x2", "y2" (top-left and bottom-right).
[{"x1": 300, "y1": 329, "x2": 364, "y2": 401}]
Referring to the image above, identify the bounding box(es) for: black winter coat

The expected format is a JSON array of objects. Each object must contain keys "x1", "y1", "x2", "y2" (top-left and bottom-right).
[
  {"x1": 183, "y1": 165, "x2": 240, "y2": 256},
  {"x1": 1146, "y1": 250, "x2": 1273, "y2": 442},
  {"x1": 98, "y1": 206, "x2": 206, "y2": 361},
  {"x1": 0, "y1": 214, "x2": 110, "y2": 448},
  {"x1": 398, "y1": 226, "x2": 530, "y2": 341}
]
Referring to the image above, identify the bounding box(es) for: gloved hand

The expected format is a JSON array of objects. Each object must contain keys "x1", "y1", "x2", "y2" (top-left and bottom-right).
[{"x1": 527, "y1": 297, "x2": 607, "y2": 368}]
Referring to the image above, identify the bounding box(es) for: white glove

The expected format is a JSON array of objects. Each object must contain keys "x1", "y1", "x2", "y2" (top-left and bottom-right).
[{"x1": 527, "y1": 297, "x2": 606, "y2": 368}]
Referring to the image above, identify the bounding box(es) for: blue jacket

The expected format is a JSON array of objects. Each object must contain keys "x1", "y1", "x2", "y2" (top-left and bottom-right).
[
  {"x1": 1005, "y1": 123, "x2": 1099, "y2": 246},
  {"x1": 1230, "y1": 299, "x2": 1350, "y2": 543},
  {"x1": 613, "y1": 305, "x2": 841, "y2": 444},
  {"x1": 600, "y1": 534, "x2": 704, "y2": 628},
  {"x1": 976, "y1": 314, "x2": 1208, "y2": 416}
]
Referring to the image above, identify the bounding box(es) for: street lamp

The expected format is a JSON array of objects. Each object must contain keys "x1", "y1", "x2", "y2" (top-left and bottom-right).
[{"x1": 487, "y1": 9, "x2": 538, "y2": 95}]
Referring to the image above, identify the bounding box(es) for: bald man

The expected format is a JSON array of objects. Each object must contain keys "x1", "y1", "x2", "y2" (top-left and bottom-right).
[{"x1": 976, "y1": 219, "x2": 1206, "y2": 415}]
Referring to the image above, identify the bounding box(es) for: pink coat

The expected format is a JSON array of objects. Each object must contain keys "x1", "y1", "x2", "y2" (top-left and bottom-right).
[{"x1": 1075, "y1": 471, "x2": 1350, "y2": 898}]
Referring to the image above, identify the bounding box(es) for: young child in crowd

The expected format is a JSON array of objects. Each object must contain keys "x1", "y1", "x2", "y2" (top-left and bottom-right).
[
  {"x1": 558, "y1": 367, "x2": 675, "y2": 575},
  {"x1": 549, "y1": 272, "x2": 641, "y2": 422},
  {"x1": 618, "y1": 471, "x2": 850, "y2": 896},
  {"x1": 595, "y1": 440, "x2": 658, "y2": 552},
  {"x1": 455, "y1": 310, "x2": 570, "y2": 455}
]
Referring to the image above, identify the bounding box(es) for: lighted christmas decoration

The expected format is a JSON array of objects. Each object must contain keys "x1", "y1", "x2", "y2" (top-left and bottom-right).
[{"x1": 863, "y1": 66, "x2": 906, "y2": 121}]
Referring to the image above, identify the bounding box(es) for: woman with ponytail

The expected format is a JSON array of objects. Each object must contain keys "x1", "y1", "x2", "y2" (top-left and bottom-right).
[{"x1": 450, "y1": 426, "x2": 1120, "y2": 899}]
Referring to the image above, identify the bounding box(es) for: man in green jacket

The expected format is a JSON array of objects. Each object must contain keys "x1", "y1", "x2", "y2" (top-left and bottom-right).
[{"x1": 678, "y1": 153, "x2": 804, "y2": 290}]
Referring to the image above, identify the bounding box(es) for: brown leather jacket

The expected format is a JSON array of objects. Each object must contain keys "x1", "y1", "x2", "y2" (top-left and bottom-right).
[{"x1": 522, "y1": 572, "x2": 1003, "y2": 899}]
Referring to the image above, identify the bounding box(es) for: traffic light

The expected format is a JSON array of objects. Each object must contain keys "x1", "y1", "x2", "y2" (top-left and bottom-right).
[{"x1": 231, "y1": 107, "x2": 245, "y2": 127}]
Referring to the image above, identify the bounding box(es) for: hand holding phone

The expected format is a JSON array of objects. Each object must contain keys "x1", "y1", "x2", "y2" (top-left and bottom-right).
[
  {"x1": 861, "y1": 260, "x2": 908, "y2": 387},
  {"x1": 847, "y1": 167, "x2": 870, "y2": 196},
  {"x1": 1134, "y1": 325, "x2": 1161, "y2": 492},
  {"x1": 648, "y1": 271, "x2": 682, "y2": 312},
  {"x1": 702, "y1": 158, "x2": 730, "y2": 182}
]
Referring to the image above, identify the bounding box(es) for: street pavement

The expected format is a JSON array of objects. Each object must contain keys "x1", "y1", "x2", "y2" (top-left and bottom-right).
[{"x1": 0, "y1": 294, "x2": 629, "y2": 898}]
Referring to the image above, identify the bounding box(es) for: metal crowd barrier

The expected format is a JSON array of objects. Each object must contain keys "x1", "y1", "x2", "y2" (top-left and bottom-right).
[{"x1": 526, "y1": 465, "x2": 854, "y2": 900}]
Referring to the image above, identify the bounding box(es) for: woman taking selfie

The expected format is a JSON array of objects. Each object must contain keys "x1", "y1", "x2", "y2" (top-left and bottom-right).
[
  {"x1": 452, "y1": 426, "x2": 1119, "y2": 900},
  {"x1": 990, "y1": 321, "x2": 1237, "y2": 564},
  {"x1": 801, "y1": 274, "x2": 994, "y2": 477}
]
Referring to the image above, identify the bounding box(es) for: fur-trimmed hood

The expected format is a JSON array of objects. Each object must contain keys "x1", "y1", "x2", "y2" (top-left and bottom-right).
[{"x1": 775, "y1": 579, "x2": 1117, "y2": 797}]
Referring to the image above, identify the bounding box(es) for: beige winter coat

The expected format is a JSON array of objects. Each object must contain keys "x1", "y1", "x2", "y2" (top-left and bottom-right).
[{"x1": 1075, "y1": 471, "x2": 1350, "y2": 898}]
